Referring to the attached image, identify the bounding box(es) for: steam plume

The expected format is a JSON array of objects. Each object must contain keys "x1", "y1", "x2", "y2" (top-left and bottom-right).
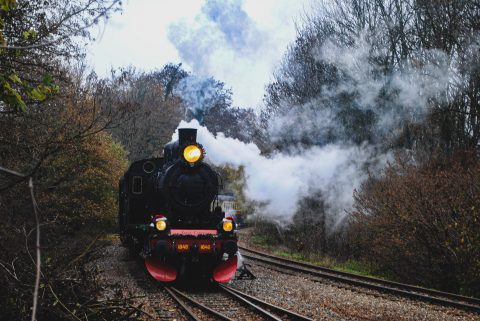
[
  {"x1": 171, "y1": 29, "x2": 455, "y2": 227},
  {"x1": 167, "y1": 0, "x2": 305, "y2": 107},
  {"x1": 172, "y1": 119, "x2": 378, "y2": 224}
]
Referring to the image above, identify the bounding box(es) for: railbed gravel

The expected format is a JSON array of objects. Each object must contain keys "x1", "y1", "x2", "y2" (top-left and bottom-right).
[
  {"x1": 88, "y1": 234, "x2": 479, "y2": 320},
  {"x1": 87, "y1": 239, "x2": 188, "y2": 321},
  {"x1": 236, "y1": 229, "x2": 479, "y2": 321},
  {"x1": 231, "y1": 260, "x2": 479, "y2": 320}
]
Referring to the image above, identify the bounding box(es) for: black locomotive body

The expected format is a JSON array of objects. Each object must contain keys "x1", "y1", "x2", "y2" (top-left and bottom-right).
[{"x1": 118, "y1": 128, "x2": 238, "y2": 282}]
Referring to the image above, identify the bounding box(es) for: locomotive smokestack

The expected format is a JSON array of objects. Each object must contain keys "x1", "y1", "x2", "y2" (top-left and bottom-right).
[{"x1": 178, "y1": 128, "x2": 197, "y2": 145}]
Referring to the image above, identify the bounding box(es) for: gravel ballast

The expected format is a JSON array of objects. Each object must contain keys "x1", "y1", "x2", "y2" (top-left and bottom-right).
[{"x1": 88, "y1": 233, "x2": 479, "y2": 320}]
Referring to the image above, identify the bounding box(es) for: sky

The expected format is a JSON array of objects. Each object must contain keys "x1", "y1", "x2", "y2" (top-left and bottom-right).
[{"x1": 87, "y1": 0, "x2": 311, "y2": 108}]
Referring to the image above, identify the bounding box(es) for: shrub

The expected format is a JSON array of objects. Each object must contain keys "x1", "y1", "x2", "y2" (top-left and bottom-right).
[
  {"x1": 349, "y1": 151, "x2": 480, "y2": 295},
  {"x1": 0, "y1": 107, "x2": 128, "y2": 320}
]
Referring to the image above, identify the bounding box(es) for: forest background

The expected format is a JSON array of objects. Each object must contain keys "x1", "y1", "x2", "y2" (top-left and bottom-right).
[{"x1": 0, "y1": 0, "x2": 479, "y2": 320}]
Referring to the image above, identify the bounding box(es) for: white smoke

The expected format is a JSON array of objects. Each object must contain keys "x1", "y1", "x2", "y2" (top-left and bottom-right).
[
  {"x1": 172, "y1": 119, "x2": 380, "y2": 223},
  {"x1": 257, "y1": 32, "x2": 451, "y2": 225},
  {"x1": 316, "y1": 33, "x2": 451, "y2": 136},
  {"x1": 169, "y1": 29, "x2": 452, "y2": 227},
  {"x1": 168, "y1": 0, "x2": 308, "y2": 107},
  {"x1": 268, "y1": 102, "x2": 339, "y2": 146}
]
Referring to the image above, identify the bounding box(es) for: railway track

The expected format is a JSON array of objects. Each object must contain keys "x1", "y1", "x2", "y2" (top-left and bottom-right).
[
  {"x1": 239, "y1": 245, "x2": 480, "y2": 314},
  {"x1": 164, "y1": 284, "x2": 313, "y2": 320}
]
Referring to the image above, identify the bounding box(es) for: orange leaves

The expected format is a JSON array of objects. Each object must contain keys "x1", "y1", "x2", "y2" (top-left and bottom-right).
[{"x1": 46, "y1": 131, "x2": 128, "y2": 223}]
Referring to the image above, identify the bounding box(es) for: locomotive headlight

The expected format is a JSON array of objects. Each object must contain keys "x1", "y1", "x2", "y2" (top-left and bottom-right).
[
  {"x1": 155, "y1": 220, "x2": 167, "y2": 231},
  {"x1": 183, "y1": 145, "x2": 203, "y2": 164},
  {"x1": 222, "y1": 220, "x2": 234, "y2": 232},
  {"x1": 153, "y1": 215, "x2": 167, "y2": 231}
]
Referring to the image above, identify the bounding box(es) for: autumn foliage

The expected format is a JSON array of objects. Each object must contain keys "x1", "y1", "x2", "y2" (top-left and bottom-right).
[
  {"x1": 0, "y1": 96, "x2": 128, "y2": 319},
  {"x1": 0, "y1": 61, "x2": 128, "y2": 320},
  {"x1": 349, "y1": 152, "x2": 480, "y2": 295}
]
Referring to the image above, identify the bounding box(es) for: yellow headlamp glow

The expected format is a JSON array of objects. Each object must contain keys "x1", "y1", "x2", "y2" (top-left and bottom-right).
[
  {"x1": 183, "y1": 145, "x2": 203, "y2": 163},
  {"x1": 155, "y1": 220, "x2": 167, "y2": 231},
  {"x1": 222, "y1": 220, "x2": 233, "y2": 232}
]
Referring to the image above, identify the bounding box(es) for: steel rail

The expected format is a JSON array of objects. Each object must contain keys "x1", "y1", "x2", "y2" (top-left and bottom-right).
[
  {"x1": 166, "y1": 285, "x2": 290, "y2": 321},
  {"x1": 239, "y1": 245, "x2": 480, "y2": 313},
  {"x1": 241, "y1": 245, "x2": 480, "y2": 305},
  {"x1": 219, "y1": 284, "x2": 314, "y2": 321},
  {"x1": 217, "y1": 285, "x2": 283, "y2": 321},
  {"x1": 163, "y1": 286, "x2": 202, "y2": 321},
  {"x1": 168, "y1": 286, "x2": 235, "y2": 321}
]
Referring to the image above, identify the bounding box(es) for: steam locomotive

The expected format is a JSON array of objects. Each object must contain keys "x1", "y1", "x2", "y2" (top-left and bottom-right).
[{"x1": 118, "y1": 128, "x2": 238, "y2": 283}]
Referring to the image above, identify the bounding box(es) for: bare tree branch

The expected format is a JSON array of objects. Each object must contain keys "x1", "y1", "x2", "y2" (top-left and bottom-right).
[
  {"x1": 0, "y1": 167, "x2": 41, "y2": 321},
  {"x1": 29, "y1": 177, "x2": 41, "y2": 321},
  {"x1": 0, "y1": 0, "x2": 121, "y2": 50}
]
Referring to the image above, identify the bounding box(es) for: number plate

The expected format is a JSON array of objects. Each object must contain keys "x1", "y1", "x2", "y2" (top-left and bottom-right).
[
  {"x1": 176, "y1": 244, "x2": 189, "y2": 251},
  {"x1": 199, "y1": 244, "x2": 212, "y2": 252}
]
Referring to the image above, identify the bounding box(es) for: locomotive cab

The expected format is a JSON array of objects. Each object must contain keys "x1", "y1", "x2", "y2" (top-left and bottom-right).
[{"x1": 118, "y1": 128, "x2": 238, "y2": 283}]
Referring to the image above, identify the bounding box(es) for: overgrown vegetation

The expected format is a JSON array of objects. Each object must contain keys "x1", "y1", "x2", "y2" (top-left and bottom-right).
[
  {"x1": 99, "y1": 65, "x2": 259, "y2": 162},
  {"x1": 2, "y1": 0, "x2": 480, "y2": 318},
  {"x1": 349, "y1": 151, "x2": 480, "y2": 295},
  {"x1": 256, "y1": 0, "x2": 480, "y2": 297},
  {"x1": 0, "y1": 1, "x2": 134, "y2": 320},
  {"x1": 0, "y1": 1, "x2": 262, "y2": 318}
]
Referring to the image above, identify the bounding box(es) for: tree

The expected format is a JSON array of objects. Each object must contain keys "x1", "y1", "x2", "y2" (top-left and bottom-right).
[
  {"x1": 263, "y1": 13, "x2": 376, "y2": 149},
  {"x1": 102, "y1": 67, "x2": 186, "y2": 161},
  {"x1": 0, "y1": 0, "x2": 121, "y2": 112},
  {"x1": 0, "y1": 2, "x2": 127, "y2": 319},
  {"x1": 263, "y1": 0, "x2": 480, "y2": 152},
  {"x1": 204, "y1": 101, "x2": 259, "y2": 143},
  {"x1": 256, "y1": 1, "x2": 480, "y2": 287},
  {"x1": 0, "y1": 70, "x2": 129, "y2": 320},
  {"x1": 103, "y1": 65, "x2": 261, "y2": 161}
]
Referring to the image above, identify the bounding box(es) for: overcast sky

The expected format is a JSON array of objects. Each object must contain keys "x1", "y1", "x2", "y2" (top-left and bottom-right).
[{"x1": 87, "y1": 0, "x2": 312, "y2": 108}]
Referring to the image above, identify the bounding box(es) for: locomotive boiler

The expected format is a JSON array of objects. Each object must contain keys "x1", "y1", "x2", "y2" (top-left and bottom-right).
[{"x1": 118, "y1": 128, "x2": 238, "y2": 282}]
